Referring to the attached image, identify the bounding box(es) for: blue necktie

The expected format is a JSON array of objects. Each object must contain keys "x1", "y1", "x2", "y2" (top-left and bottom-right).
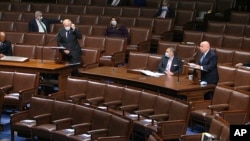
[{"x1": 200, "y1": 54, "x2": 205, "y2": 64}]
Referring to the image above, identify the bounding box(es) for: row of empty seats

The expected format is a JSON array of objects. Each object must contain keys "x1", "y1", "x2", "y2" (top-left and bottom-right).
[
  {"x1": 206, "y1": 21, "x2": 250, "y2": 37},
  {"x1": 229, "y1": 11, "x2": 250, "y2": 24},
  {"x1": 182, "y1": 30, "x2": 250, "y2": 50}
]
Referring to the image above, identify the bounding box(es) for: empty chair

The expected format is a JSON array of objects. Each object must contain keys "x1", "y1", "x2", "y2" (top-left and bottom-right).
[
  {"x1": 176, "y1": 44, "x2": 197, "y2": 63},
  {"x1": 241, "y1": 37, "x2": 250, "y2": 51},
  {"x1": 202, "y1": 32, "x2": 223, "y2": 48},
  {"x1": 85, "y1": 6, "x2": 104, "y2": 15},
  {"x1": 23, "y1": 33, "x2": 45, "y2": 45},
  {"x1": 221, "y1": 35, "x2": 243, "y2": 50},
  {"x1": 79, "y1": 15, "x2": 98, "y2": 25},
  {"x1": 215, "y1": 48, "x2": 234, "y2": 65},
  {"x1": 146, "y1": 54, "x2": 162, "y2": 71},
  {"x1": 84, "y1": 80, "x2": 106, "y2": 105},
  {"x1": 67, "y1": 5, "x2": 85, "y2": 15},
  {"x1": 47, "y1": 4, "x2": 68, "y2": 14},
  {"x1": 0, "y1": 21, "x2": 15, "y2": 32},
  {"x1": 30, "y1": 3, "x2": 49, "y2": 12},
  {"x1": 82, "y1": 36, "x2": 105, "y2": 50},
  {"x1": 10, "y1": 2, "x2": 31, "y2": 12},
  {"x1": 119, "y1": 17, "x2": 136, "y2": 27},
  {"x1": 14, "y1": 21, "x2": 29, "y2": 32},
  {"x1": 178, "y1": 0, "x2": 196, "y2": 10},
  {"x1": 152, "y1": 18, "x2": 174, "y2": 44},
  {"x1": 2, "y1": 72, "x2": 39, "y2": 111},
  {"x1": 13, "y1": 44, "x2": 36, "y2": 59},
  {"x1": 77, "y1": 25, "x2": 92, "y2": 36},
  {"x1": 91, "y1": 25, "x2": 107, "y2": 36},
  {"x1": 217, "y1": 65, "x2": 236, "y2": 84},
  {"x1": 35, "y1": 46, "x2": 57, "y2": 60},
  {"x1": 121, "y1": 7, "x2": 140, "y2": 17},
  {"x1": 99, "y1": 37, "x2": 127, "y2": 66},
  {"x1": 43, "y1": 13, "x2": 61, "y2": 21},
  {"x1": 225, "y1": 23, "x2": 245, "y2": 36},
  {"x1": 103, "y1": 6, "x2": 122, "y2": 16},
  {"x1": 135, "y1": 17, "x2": 154, "y2": 28},
  {"x1": 182, "y1": 31, "x2": 203, "y2": 45},
  {"x1": 5, "y1": 32, "x2": 24, "y2": 44},
  {"x1": 21, "y1": 12, "x2": 35, "y2": 22},
  {"x1": 0, "y1": 2, "x2": 11, "y2": 11},
  {"x1": 139, "y1": 8, "x2": 158, "y2": 18},
  {"x1": 174, "y1": 9, "x2": 195, "y2": 31},
  {"x1": 230, "y1": 11, "x2": 250, "y2": 24},
  {"x1": 232, "y1": 50, "x2": 250, "y2": 67},
  {"x1": 127, "y1": 52, "x2": 149, "y2": 69},
  {"x1": 206, "y1": 21, "x2": 226, "y2": 34},
  {"x1": 0, "y1": 11, "x2": 22, "y2": 21},
  {"x1": 78, "y1": 48, "x2": 100, "y2": 71},
  {"x1": 156, "y1": 41, "x2": 178, "y2": 55},
  {"x1": 60, "y1": 14, "x2": 80, "y2": 24},
  {"x1": 244, "y1": 24, "x2": 250, "y2": 38},
  {"x1": 97, "y1": 15, "x2": 112, "y2": 26}
]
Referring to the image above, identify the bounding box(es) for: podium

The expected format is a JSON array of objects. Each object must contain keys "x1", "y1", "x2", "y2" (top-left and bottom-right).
[{"x1": 185, "y1": 63, "x2": 203, "y2": 84}]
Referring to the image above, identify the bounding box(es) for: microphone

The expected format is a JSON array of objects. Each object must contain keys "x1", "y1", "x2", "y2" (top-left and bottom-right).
[{"x1": 174, "y1": 64, "x2": 180, "y2": 83}]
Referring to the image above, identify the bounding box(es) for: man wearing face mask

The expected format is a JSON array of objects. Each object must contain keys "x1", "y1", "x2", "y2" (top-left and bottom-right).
[
  {"x1": 29, "y1": 11, "x2": 62, "y2": 33},
  {"x1": 155, "y1": 0, "x2": 175, "y2": 18},
  {"x1": 57, "y1": 19, "x2": 82, "y2": 76},
  {"x1": 0, "y1": 32, "x2": 13, "y2": 58},
  {"x1": 105, "y1": 17, "x2": 130, "y2": 43},
  {"x1": 158, "y1": 47, "x2": 183, "y2": 75}
]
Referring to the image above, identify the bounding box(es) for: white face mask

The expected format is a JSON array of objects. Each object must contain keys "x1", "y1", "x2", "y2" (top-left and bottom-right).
[
  {"x1": 65, "y1": 26, "x2": 71, "y2": 31},
  {"x1": 0, "y1": 42, "x2": 3, "y2": 46},
  {"x1": 165, "y1": 52, "x2": 169, "y2": 58},
  {"x1": 111, "y1": 21, "x2": 117, "y2": 26}
]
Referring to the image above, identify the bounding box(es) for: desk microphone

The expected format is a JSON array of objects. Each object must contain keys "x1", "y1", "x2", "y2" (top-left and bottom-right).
[{"x1": 174, "y1": 64, "x2": 180, "y2": 83}]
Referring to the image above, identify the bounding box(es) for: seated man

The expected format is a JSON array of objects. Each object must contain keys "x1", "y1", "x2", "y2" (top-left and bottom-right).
[
  {"x1": 154, "y1": 0, "x2": 175, "y2": 18},
  {"x1": 0, "y1": 32, "x2": 13, "y2": 58},
  {"x1": 158, "y1": 47, "x2": 183, "y2": 75}
]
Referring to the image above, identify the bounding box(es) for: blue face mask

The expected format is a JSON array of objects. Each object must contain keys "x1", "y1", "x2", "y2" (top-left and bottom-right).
[{"x1": 162, "y1": 6, "x2": 168, "y2": 10}]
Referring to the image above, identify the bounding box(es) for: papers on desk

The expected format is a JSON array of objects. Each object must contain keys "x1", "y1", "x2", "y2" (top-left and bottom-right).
[
  {"x1": 101, "y1": 55, "x2": 112, "y2": 58},
  {"x1": 0, "y1": 56, "x2": 29, "y2": 62},
  {"x1": 131, "y1": 69, "x2": 165, "y2": 77}
]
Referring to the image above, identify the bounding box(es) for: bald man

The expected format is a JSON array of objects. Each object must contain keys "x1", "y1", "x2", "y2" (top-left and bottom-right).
[
  {"x1": 194, "y1": 41, "x2": 219, "y2": 85},
  {"x1": 0, "y1": 32, "x2": 13, "y2": 57},
  {"x1": 57, "y1": 19, "x2": 82, "y2": 76}
]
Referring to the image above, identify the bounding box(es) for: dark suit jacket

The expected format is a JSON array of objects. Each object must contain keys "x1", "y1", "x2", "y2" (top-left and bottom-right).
[
  {"x1": 243, "y1": 63, "x2": 250, "y2": 67},
  {"x1": 198, "y1": 49, "x2": 219, "y2": 84},
  {"x1": 154, "y1": 6, "x2": 175, "y2": 18},
  {"x1": 158, "y1": 56, "x2": 183, "y2": 74},
  {"x1": 29, "y1": 18, "x2": 60, "y2": 33},
  {"x1": 0, "y1": 40, "x2": 13, "y2": 56},
  {"x1": 57, "y1": 28, "x2": 82, "y2": 63}
]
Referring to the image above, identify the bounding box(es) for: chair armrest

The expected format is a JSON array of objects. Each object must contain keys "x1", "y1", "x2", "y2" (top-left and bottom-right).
[
  {"x1": 120, "y1": 104, "x2": 138, "y2": 112},
  {"x1": 208, "y1": 104, "x2": 229, "y2": 111},
  {"x1": 53, "y1": 117, "x2": 72, "y2": 130},
  {"x1": 134, "y1": 109, "x2": 155, "y2": 116},
  {"x1": 235, "y1": 85, "x2": 250, "y2": 94},
  {"x1": 148, "y1": 114, "x2": 169, "y2": 121},
  {"x1": 98, "y1": 136, "x2": 127, "y2": 141},
  {"x1": 111, "y1": 52, "x2": 126, "y2": 66},
  {"x1": 137, "y1": 41, "x2": 151, "y2": 52},
  {"x1": 189, "y1": 100, "x2": 212, "y2": 110},
  {"x1": 19, "y1": 88, "x2": 38, "y2": 101},
  {"x1": 180, "y1": 134, "x2": 202, "y2": 141},
  {"x1": 87, "y1": 128, "x2": 108, "y2": 135},
  {"x1": 0, "y1": 85, "x2": 13, "y2": 92},
  {"x1": 87, "y1": 96, "x2": 104, "y2": 105},
  {"x1": 69, "y1": 93, "x2": 86, "y2": 104},
  {"x1": 71, "y1": 122, "x2": 91, "y2": 135},
  {"x1": 219, "y1": 110, "x2": 248, "y2": 124},
  {"x1": 33, "y1": 113, "x2": 51, "y2": 125},
  {"x1": 217, "y1": 82, "x2": 235, "y2": 90},
  {"x1": 104, "y1": 100, "x2": 122, "y2": 107},
  {"x1": 10, "y1": 110, "x2": 29, "y2": 123},
  {"x1": 48, "y1": 90, "x2": 66, "y2": 100}
]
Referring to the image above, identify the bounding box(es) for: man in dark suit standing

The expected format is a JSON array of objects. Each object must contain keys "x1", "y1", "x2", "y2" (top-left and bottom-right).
[
  {"x1": 57, "y1": 19, "x2": 82, "y2": 76},
  {"x1": 194, "y1": 41, "x2": 219, "y2": 85},
  {"x1": 29, "y1": 11, "x2": 62, "y2": 33},
  {"x1": 158, "y1": 47, "x2": 183, "y2": 75},
  {"x1": 155, "y1": 0, "x2": 175, "y2": 18}
]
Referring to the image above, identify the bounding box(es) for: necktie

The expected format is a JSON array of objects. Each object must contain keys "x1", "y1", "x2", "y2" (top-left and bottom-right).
[
  {"x1": 200, "y1": 54, "x2": 205, "y2": 64},
  {"x1": 66, "y1": 31, "x2": 70, "y2": 38},
  {"x1": 39, "y1": 20, "x2": 47, "y2": 33}
]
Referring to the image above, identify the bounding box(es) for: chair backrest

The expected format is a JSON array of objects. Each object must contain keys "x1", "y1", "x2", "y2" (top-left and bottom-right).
[
  {"x1": 107, "y1": 115, "x2": 132, "y2": 138},
  {"x1": 202, "y1": 32, "x2": 223, "y2": 48},
  {"x1": 72, "y1": 105, "x2": 94, "y2": 124},
  {"x1": 28, "y1": 97, "x2": 54, "y2": 118},
  {"x1": 228, "y1": 90, "x2": 249, "y2": 111},
  {"x1": 154, "y1": 96, "x2": 173, "y2": 115},
  {"x1": 12, "y1": 72, "x2": 39, "y2": 93},
  {"x1": 230, "y1": 11, "x2": 250, "y2": 24},
  {"x1": 174, "y1": 9, "x2": 195, "y2": 30},
  {"x1": 0, "y1": 2, "x2": 11, "y2": 11},
  {"x1": 13, "y1": 44, "x2": 36, "y2": 58},
  {"x1": 147, "y1": 54, "x2": 162, "y2": 71},
  {"x1": 0, "y1": 71, "x2": 14, "y2": 87},
  {"x1": 79, "y1": 15, "x2": 98, "y2": 25},
  {"x1": 60, "y1": 14, "x2": 80, "y2": 24},
  {"x1": 5, "y1": 32, "x2": 24, "y2": 44},
  {"x1": 85, "y1": 80, "x2": 106, "y2": 99},
  {"x1": 121, "y1": 7, "x2": 140, "y2": 17},
  {"x1": 67, "y1": 5, "x2": 85, "y2": 15},
  {"x1": 244, "y1": 25, "x2": 250, "y2": 38},
  {"x1": 119, "y1": 17, "x2": 136, "y2": 27},
  {"x1": 23, "y1": 33, "x2": 45, "y2": 45},
  {"x1": 77, "y1": 25, "x2": 92, "y2": 36},
  {"x1": 225, "y1": 23, "x2": 245, "y2": 36},
  {"x1": 91, "y1": 25, "x2": 106, "y2": 36},
  {"x1": 207, "y1": 21, "x2": 226, "y2": 34},
  {"x1": 212, "y1": 86, "x2": 232, "y2": 105},
  {"x1": 127, "y1": 52, "x2": 148, "y2": 69},
  {"x1": 177, "y1": 44, "x2": 197, "y2": 61},
  {"x1": 0, "y1": 21, "x2": 15, "y2": 32},
  {"x1": 183, "y1": 31, "x2": 203, "y2": 45},
  {"x1": 15, "y1": 21, "x2": 29, "y2": 32},
  {"x1": 11, "y1": 2, "x2": 31, "y2": 12},
  {"x1": 0, "y1": 11, "x2": 22, "y2": 21},
  {"x1": 129, "y1": 27, "x2": 151, "y2": 45},
  {"x1": 91, "y1": 109, "x2": 112, "y2": 130},
  {"x1": 103, "y1": 6, "x2": 122, "y2": 16},
  {"x1": 47, "y1": 4, "x2": 68, "y2": 14},
  {"x1": 234, "y1": 68, "x2": 250, "y2": 87},
  {"x1": 178, "y1": 0, "x2": 196, "y2": 10},
  {"x1": 232, "y1": 50, "x2": 250, "y2": 66},
  {"x1": 215, "y1": 48, "x2": 234, "y2": 65},
  {"x1": 122, "y1": 87, "x2": 141, "y2": 106},
  {"x1": 97, "y1": 15, "x2": 111, "y2": 25},
  {"x1": 221, "y1": 35, "x2": 243, "y2": 50},
  {"x1": 73, "y1": 0, "x2": 91, "y2": 5},
  {"x1": 139, "y1": 8, "x2": 158, "y2": 17},
  {"x1": 66, "y1": 77, "x2": 88, "y2": 98},
  {"x1": 138, "y1": 91, "x2": 157, "y2": 110},
  {"x1": 217, "y1": 65, "x2": 236, "y2": 83},
  {"x1": 135, "y1": 17, "x2": 154, "y2": 28},
  {"x1": 157, "y1": 41, "x2": 178, "y2": 55},
  {"x1": 241, "y1": 37, "x2": 250, "y2": 51},
  {"x1": 35, "y1": 46, "x2": 57, "y2": 60},
  {"x1": 51, "y1": 100, "x2": 74, "y2": 121},
  {"x1": 104, "y1": 84, "x2": 124, "y2": 103},
  {"x1": 83, "y1": 36, "x2": 105, "y2": 50},
  {"x1": 91, "y1": 0, "x2": 108, "y2": 6},
  {"x1": 44, "y1": 33, "x2": 58, "y2": 46},
  {"x1": 85, "y1": 6, "x2": 104, "y2": 15},
  {"x1": 168, "y1": 100, "x2": 190, "y2": 121},
  {"x1": 104, "y1": 37, "x2": 126, "y2": 56},
  {"x1": 30, "y1": 3, "x2": 49, "y2": 12},
  {"x1": 153, "y1": 18, "x2": 174, "y2": 35},
  {"x1": 81, "y1": 48, "x2": 100, "y2": 67}
]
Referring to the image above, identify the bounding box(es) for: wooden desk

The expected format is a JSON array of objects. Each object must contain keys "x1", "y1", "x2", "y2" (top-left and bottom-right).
[
  {"x1": 0, "y1": 59, "x2": 76, "y2": 91},
  {"x1": 80, "y1": 66, "x2": 215, "y2": 101}
]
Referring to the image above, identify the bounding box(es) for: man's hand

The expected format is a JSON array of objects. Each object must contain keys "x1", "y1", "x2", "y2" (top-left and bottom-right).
[
  {"x1": 71, "y1": 24, "x2": 75, "y2": 31},
  {"x1": 64, "y1": 50, "x2": 70, "y2": 54},
  {"x1": 165, "y1": 70, "x2": 174, "y2": 76},
  {"x1": 0, "y1": 54, "x2": 4, "y2": 58}
]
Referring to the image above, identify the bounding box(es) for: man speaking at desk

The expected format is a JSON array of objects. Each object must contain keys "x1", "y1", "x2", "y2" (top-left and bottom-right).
[
  {"x1": 158, "y1": 47, "x2": 183, "y2": 75},
  {"x1": 57, "y1": 19, "x2": 82, "y2": 75}
]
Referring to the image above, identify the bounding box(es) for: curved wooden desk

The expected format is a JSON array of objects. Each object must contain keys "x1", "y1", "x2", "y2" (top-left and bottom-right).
[
  {"x1": 0, "y1": 59, "x2": 77, "y2": 91},
  {"x1": 80, "y1": 66, "x2": 215, "y2": 101}
]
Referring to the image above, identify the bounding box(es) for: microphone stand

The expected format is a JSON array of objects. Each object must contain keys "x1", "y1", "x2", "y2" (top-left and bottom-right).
[{"x1": 174, "y1": 64, "x2": 180, "y2": 83}]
